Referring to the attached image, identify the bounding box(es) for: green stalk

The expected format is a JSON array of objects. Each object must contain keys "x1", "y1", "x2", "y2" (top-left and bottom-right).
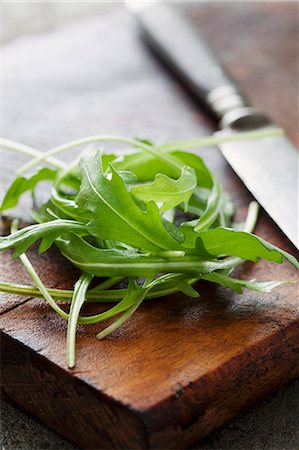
[
  {"x1": 16, "y1": 135, "x2": 182, "y2": 176},
  {"x1": 10, "y1": 220, "x2": 69, "y2": 320},
  {"x1": 0, "y1": 201, "x2": 260, "y2": 336},
  {"x1": 194, "y1": 177, "x2": 222, "y2": 232},
  {"x1": 243, "y1": 201, "x2": 259, "y2": 232},
  {"x1": 0, "y1": 138, "x2": 66, "y2": 170},
  {"x1": 157, "y1": 128, "x2": 284, "y2": 152},
  {"x1": 4, "y1": 129, "x2": 283, "y2": 178},
  {"x1": 88, "y1": 277, "x2": 124, "y2": 291},
  {"x1": 16, "y1": 260, "x2": 68, "y2": 315},
  {"x1": 66, "y1": 273, "x2": 93, "y2": 368},
  {"x1": 96, "y1": 287, "x2": 147, "y2": 340},
  {"x1": 96, "y1": 298, "x2": 144, "y2": 339},
  {"x1": 0, "y1": 280, "x2": 197, "y2": 303}
]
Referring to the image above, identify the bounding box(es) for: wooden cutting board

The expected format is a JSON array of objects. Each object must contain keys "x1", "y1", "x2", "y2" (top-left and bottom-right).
[{"x1": 1, "y1": 3, "x2": 298, "y2": 449}]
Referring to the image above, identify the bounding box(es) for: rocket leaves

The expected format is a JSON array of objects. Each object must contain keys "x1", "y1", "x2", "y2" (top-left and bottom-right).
[
  {"x1": 56, "y1": 234, "x2": 236, "y2": 278},
  {"x1": 131, "y1": 166, "x2": 197, "y2": 212},
  {"x1": 198, "y1": 227, "x2": 299, "y2": 267},
  {"x1": 0, "y1": 130, "x2": 298, "y2": 368},
  {"x1": 200, "y1": 272, "x2": 288, "y2": 294},
  {"x1": 180, "y1": 225, "x2": 299, "y2": 268},
  {"x1": 76, "y1": 150, "x2": 183, "y2": 252},
  {"x1": 0, "y1": 219, "x2": 88, "y2": 257},
  {"x1": 0, "y1": 167, "x2": 57, "y2": 212}
]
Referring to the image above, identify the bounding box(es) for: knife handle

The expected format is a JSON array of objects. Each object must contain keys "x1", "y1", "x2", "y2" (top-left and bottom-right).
[{"x1": 134, "y1": 4, "x2": 249, "y2": 122}]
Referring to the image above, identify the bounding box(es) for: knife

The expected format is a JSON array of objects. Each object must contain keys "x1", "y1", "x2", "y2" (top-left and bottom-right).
[{"x1": 125, "y1": 1, "x2": 299, "y2": 250}]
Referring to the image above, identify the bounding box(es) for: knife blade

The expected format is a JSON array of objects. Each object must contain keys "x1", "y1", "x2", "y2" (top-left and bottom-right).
[{"x1": 125, "y1": 1, "x2": 299, "y2": 249}]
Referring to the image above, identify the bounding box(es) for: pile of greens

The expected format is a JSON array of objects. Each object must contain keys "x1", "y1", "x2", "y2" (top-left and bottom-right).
[{"x1": 0, "y1": 130, "x2": 298, "y2": 368}]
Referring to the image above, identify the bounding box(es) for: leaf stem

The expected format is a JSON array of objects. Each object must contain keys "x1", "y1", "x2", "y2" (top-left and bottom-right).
[
  {"x1": 243, "y1": 201, "x2": 259, "y2": 232},
  {"x1": 89, "y1": 277, "x2": 124, "y2": 292},
  {"x1": 96, "y1": 288, "x2": 147, "y2": 339},
  {"x1": 1, "y1": 138, "x2": 66, "y2": 170},
  {"x1": 157, "y1": 128, "x2": 284, "y2": 152},
  {"x1": 16, "y1": 135, "x2": 182, "y2": 176},
  {"x1": 10, "y1": 220, "x2": 69, "y2": 320},
  {"x1": 0, "y1": 280, "x2": 197, "y2": 303},
  {"x1": 66, "y1": 273, "x2": 93, "y2": 368}
]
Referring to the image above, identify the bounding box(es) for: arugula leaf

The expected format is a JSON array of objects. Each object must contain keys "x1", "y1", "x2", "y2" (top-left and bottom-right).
[
  {"x1": 113, "y1": 148, "x2": 213, "y2": 188},
  {"x1": 183, "y1": 188, "x2": 209, "y2": 218},
  {"x1": 180, "y1": 226, "x2": 215, "y2": 258},
  {"x1": 200, "y1": 272, "x2": 288, "y2": 294},
  {"x1": 131, "y1": 166, "x2": 197, "y2": 212},
  {"x1": 0, "y1": 219, "x2": 88, "y2": 257},
  {"x1": 219, "y1": 192, "x2": 235, "y2": 227},
  {"x1": 76, "y1": 150, "x2": 183, "y2": 252},
  {"x1": 172, "y1": 151, "x2": 213, "y2": 189},
  {"x1": 31, "y1": 199, "x2": 69, "y2": 223},
  {"x1": 0, "y1": 130, "x2": 297, "y2": 368},
  {"x1": 199, "y1": 227, "x2": 299, "y2": 268},
  {"x1": 102, "y1": 153, "x2": 118, "y2": 172},
  {"x1": 193, "y1": 177, "x2": 222, "y2": 231},
  {"x1": 113, "y1": 151, "x2": 178, "y2": 181},
  {"x1": 56, "y1": 234, "x2": 240, "y2": 278},
  {"x1": 161, "y1": 218, "x2": 185, "y2": 243},
  {"x1": 117, "y1": 170, "x2": 139, "y2": 184},
  {"x1": 51, "y1": 187, "x2": 93, "y2": 222},
  {"x1": 0, "y1": 167, "x2": 57, "y2": 212}
]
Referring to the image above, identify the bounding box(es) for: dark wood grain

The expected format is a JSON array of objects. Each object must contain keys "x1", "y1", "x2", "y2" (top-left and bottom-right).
[{"x1": 1, "y1": 3, "x2": 298, "y2": 449}]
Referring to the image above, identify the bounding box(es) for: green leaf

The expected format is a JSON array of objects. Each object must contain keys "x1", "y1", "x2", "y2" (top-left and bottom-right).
[
  {"x1": 101, "y1": 153, "x2": 118, "y2": 172},
  {"x1": 117, "y1": 170, "x2": 139, "y2": 184},
  {"x1": 0, "y1": 219, "x2": 88, "y2": 257},
  {"x1": 185, "y1": 187, "x2": 210, "y2": 217},
  {"x1": 113, "y1": 151, "x2": 178, "y2": 181},
  {"x1": 172, "y1": 151, "x2": 213, "y2": 189},
  {"x1": 161, "y1": 218, "x2": 185, "y2": 243},
  {"x1": 51, "y1": 186, "x2": 93, "y2": 222},
  {"x1": 31, "y1": 200, "x2": 57, "y2": 223},
  {"x1": 193, "y1": 177, "x2": 222, "y2": 231},
  {"x1": 56, "y1": 234, "x2": 236, "y2": 278},
  {"x1": 2, "y1": 131, "x2": 297, "y2": 368},
  {"x1": 199, "y1": 227, "x2": 299, "y2": 268},
  {"x1": 219, "y1": 192, "x2": 235, "y2": 227},
  {"x1": 0, "y1": 167, "x2": 57, "y2": 212},
  {"x1": 75, "y1": 150, "x2": 183, "y2": 252},
  {"x1": 179, "y1": 172, "x2": 222, "y2": 232},
  {"x1": 49, "y1": 164, "x2": 92, "y2": 222},
  {"x1": 114, "y1": 149, "x2": 214, "y2": 188},
  {"x1": 131, "y1": 166, "x2": 197, "y2": 212},
  {"x1": 201, "y1": 272, "x2": 288, "y2": 294},
  {"x1": 180, "y1": 226, "x2": 215, "y2": 258}
]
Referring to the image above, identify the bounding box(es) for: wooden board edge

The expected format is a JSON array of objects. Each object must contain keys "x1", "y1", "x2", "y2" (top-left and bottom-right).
[
  {"x1": 1, "y1": 317, "x2": 299, "y2": 450},
  {"x1": 143, "y1": 318, "x2": 299, "y2": 448},
  {"x1": 0, "y1": 331, "x2": 149, "y2": 449}
]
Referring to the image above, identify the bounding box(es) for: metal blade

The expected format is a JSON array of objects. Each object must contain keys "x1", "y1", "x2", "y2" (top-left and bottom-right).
[
  {"x1": 219, "y1": 129, "x2": 299, "y2": 249},
  {"x1": 126, "y1": 2, "x2": 298, "y2": 248}
]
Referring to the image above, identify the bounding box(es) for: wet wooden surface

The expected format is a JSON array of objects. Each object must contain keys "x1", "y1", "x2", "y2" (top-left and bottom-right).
[{"x1": 1, "y1": 3, "x2": 298, "y2": 449}]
